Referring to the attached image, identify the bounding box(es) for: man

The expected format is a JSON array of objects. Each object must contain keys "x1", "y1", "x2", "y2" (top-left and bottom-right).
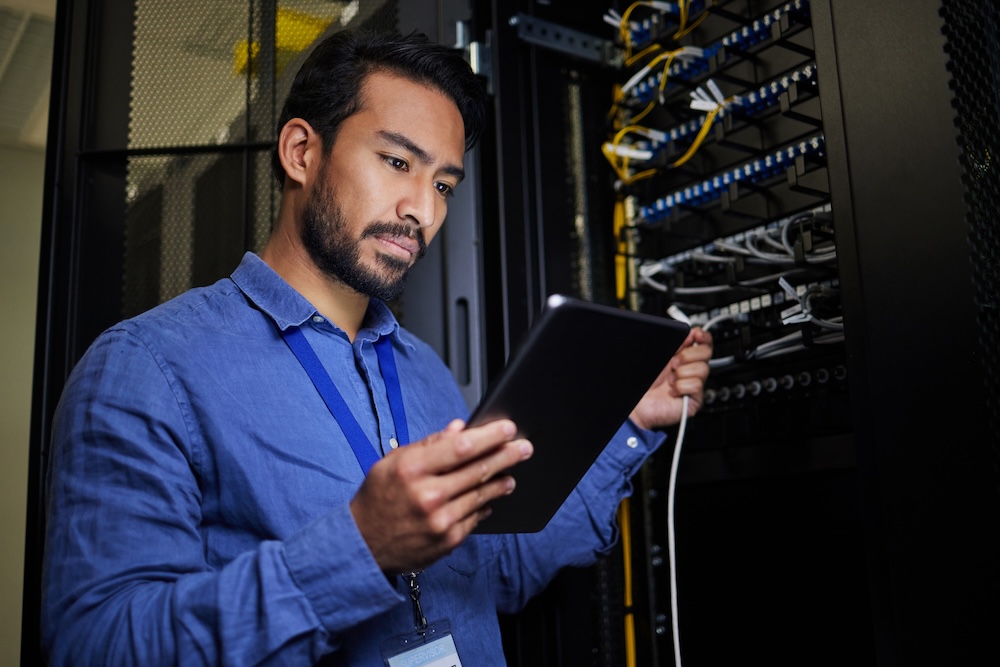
[{"x1": 41, "y1": 30, "x2": 713, "y2": 665}]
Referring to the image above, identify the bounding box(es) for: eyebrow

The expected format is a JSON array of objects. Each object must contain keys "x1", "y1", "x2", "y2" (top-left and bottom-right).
[{"x1": 377, "y1": 130, "x2": 465, "y2": 182}]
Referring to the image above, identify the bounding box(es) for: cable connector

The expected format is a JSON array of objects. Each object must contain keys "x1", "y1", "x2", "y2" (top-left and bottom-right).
[
  {"x1": 602, "y1": 143, "x2": 655, "y2": 161},
  {"x1": 667, "y1": 304, "x2": 691, "y2": 325},
  {"x1": 777, "y1": 277, "x2": 845, "y2": 330},
  {"x1": 778, "y1": 276, "x2": 811, "y2": 325},
  {"x1": 689, "y1": 79, "x2": 742, "y2": 114}
]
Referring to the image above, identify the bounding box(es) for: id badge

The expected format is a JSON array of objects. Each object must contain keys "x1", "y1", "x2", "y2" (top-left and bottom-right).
[{"x1": 380, "y1": 620, "x2": 463, "y2": 667}]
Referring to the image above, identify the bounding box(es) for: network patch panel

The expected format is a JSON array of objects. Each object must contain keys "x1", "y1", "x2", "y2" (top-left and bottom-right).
[
  {"x1": 635, "y1": 133, "x2": 825, "y2": 223},
  {"x1": 601, "y1": 2, "x2": 849, "y2": 663},
  {"x1": 611, "y1": 62, "x2": 817, "y2": 163},
  {"x1": 622, "y1": 0, "x2": 812, "y2": 103}
]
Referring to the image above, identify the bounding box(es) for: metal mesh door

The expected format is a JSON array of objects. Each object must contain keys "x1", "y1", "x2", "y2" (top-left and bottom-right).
[
  {"x1": 122, "y1": 0, "x2": 398, "y2": 316},
  {"x1": 940, "y1": 0, "x2": 1000, "y2": 450}
]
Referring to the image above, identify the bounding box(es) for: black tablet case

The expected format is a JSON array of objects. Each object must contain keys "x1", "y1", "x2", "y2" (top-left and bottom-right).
[{"x1": 469, "y1": 295, "x2": 690, "y2": 533}]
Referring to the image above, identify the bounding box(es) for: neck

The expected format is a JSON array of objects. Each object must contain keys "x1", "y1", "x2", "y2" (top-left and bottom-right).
[{"x1": 260, "y1": 227, "x2": 370, "y2": 341}]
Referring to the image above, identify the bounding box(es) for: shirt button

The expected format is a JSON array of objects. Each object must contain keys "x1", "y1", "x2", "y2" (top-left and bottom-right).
[
  {"x1": 311, "y1": 315, "x2": 324, "y2": 323},
  {"x1": 389, "y1": 438, "x2": 399, "y2": 449},
  {"x1": 626, "y1": 436, "x2": 638, "y2": 449}
]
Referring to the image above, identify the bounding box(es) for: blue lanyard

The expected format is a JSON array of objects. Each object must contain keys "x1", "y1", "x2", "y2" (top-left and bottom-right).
[{"x1": 281, "y1": 326, "x2": 409, "y2": 476}]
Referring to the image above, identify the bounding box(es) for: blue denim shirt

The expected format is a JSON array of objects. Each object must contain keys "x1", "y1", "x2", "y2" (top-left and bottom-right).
[{"x1": 42, "y1": 252, "x2": 666, "y2": 666}]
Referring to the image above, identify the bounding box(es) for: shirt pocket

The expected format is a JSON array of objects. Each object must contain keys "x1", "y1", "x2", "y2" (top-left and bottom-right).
[{"x1": 444, "y1": 538, "x2": 482, "y2": 577}]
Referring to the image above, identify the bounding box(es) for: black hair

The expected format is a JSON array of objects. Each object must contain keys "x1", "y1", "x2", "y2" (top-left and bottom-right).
[{"x1": 272, "y1": 29, "x2": 487, "y2": 184}]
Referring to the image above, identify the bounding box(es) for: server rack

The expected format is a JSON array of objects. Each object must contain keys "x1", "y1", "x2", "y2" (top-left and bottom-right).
[{"x1": 477, "y1": 0, "x2": 999, "y2": 665}]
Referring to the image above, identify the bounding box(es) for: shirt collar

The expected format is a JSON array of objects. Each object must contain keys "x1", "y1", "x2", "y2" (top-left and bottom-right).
[{"x1": 230, "y1": 252, "x2": 409, "y2": 347}]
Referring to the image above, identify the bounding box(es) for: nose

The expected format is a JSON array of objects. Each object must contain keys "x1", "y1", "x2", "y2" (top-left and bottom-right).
[{"x1": 397, "y1": 179, "x2": 439, "y2": 229}]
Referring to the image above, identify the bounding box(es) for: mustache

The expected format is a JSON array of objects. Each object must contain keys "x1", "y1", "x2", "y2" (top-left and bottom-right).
[{"x1": 361, "y1": 222, "x2": 427, "y2": 254}]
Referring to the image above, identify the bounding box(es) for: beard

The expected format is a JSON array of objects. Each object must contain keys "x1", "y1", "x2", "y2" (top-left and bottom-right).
[{"x1": 300, "y1": 175, "x2": 427, "y2": 302}]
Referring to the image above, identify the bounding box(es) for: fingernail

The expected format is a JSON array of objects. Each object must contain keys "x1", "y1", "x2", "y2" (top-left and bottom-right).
[
  {"x1": 519, "y1": 441, "x2": 533, "y2": 458},
  {"x1": 506, "y1": 477, "x2": 516, "y2": 493}
]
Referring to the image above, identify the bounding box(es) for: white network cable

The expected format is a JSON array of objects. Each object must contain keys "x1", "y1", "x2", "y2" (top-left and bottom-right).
[
  {"x1": 665, "y1": 305, "x2": 694, "y2": 667},
  {"x1": 667, "y1": 392, "x2": 688, "y2": 667},
  {"x1": 708, "y1": 329, "x2": 845, "y2": 369}
]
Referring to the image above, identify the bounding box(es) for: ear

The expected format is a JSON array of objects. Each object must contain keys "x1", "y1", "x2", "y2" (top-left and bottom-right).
[{"x1": 277, "y1": 118, "x2": 320, "y2": 187}]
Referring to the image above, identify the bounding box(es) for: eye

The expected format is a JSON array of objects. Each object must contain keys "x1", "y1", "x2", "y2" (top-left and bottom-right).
[
  {"x1": 435, "y1": 182, "x2": 455, "y2": 198},
  {"x1": 383, "y1": 155, "x2": 408, "y2": 171}
]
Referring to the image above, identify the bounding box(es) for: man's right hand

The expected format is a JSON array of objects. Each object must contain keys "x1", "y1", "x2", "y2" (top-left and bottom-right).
[{"x1": 349, "y1": 419, "x2": 532, "y2": 574}]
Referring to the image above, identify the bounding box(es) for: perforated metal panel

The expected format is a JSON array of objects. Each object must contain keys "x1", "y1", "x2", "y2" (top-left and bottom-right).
[
  {"x1": 0, "y1": 8, "x2": 55, "y2": 146},
  {"x1": 124, "y1": 151, "x2": 280, "y2": 312},
  {"x1": 940, "y1": 0, "x2": 1000, "y2": 450},
  {"x1": 122, "y1": 0, "x2": 399, "y2": 316}
]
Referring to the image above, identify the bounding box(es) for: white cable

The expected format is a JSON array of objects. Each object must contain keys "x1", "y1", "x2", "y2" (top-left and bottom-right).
[
  {"x1": 708, "y1": 330, "x2": 846, "y2": 368},
  {"x1": 672, "y1": 268, "x2": 803, "y2": 295},
  {"x1": 639, "y1": 274, "x2": 670, "y2": 292},
  {"x1": 667, "y1": 393, "x2": 687, "y2": 667},
  {"x1": 691, "y1": 251, "x2": 737, "y2": 264},
  {"x1": 603, "y1": 13, "x2": 622, "y2": 28},
  {"x1": 671, "y1": 284, "x2": 733, "y2": 295},
  {"x1": 711, "y1": 238, "x2": 754, "y2": 256},
  {"x1": 744, "y1": 233, "x2": 796, "y2": 263},
  {"x1": 665, "y1": 305, "x2": 696, "y2": 667},
  {"x1": 780, "y1": 217, "x2": 798, "y2": 256},
  {"x1": 702, "y1": 311, "x2": 735, "y2": 331},
  {"x1": 758, "y1": 229, "x2": 789, "y2": 252},
  {"x1": 621, "y1": 62, "x2": 655, "y2": 94}
]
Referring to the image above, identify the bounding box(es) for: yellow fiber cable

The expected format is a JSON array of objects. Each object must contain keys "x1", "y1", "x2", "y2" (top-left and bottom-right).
[
  {"x1": 618, "y1": 499, "x2": 637, "y2": 667},
  {"x1": 674, "y1": 0, "x2": 690, "y2": 39},
  {"x1": 608, "y1": 85, "x2": 625, "y2": 128},
  {"x1": 620, "y1": 1, "x2": 652, "y2": 61},
  {"x1": 626, "y1": 42, "x2": 663, "y2": 68},
  {"x1": 675, "y1": 0, "x2": 718, "y2": 40},
  {"x1": 628, "y1": 100, "x2": 656, "y2": 126},
  {"x1": 613, "y1": 124, "x2": 650, "y2": 148},
  {"x1": 671, "y1": 96, "x2": 736, "y2": 168},
  {"x1": 603, "y1": 125, "x2": 660, "y2": 185},
  {"x1": 671, "y1": 107, "x2": 719, "y2": 168},
  {"x1": 656, "y1": 51, "x2": 680, "y2": 100},
  {"x1": 614, "y1": 198, "x2": 627, "y2": 302}
]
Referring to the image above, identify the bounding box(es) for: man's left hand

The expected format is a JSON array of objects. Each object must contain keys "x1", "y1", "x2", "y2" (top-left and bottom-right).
[{"x1": 629, "y1": 327, "x2": 714, "y2": 431}]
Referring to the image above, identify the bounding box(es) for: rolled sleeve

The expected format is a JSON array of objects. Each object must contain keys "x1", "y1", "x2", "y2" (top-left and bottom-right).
[{"x1": 282, "y1": 502, "x2": 404, "y2": 629}]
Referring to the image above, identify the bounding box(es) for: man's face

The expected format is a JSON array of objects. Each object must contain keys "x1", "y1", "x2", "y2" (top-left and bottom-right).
[{"x1": 301, "y1": 70, "x2": 466, "y2": 301}]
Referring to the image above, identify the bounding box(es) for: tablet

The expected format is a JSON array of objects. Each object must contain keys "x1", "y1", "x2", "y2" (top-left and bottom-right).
[{"x1": 469, "y1": 294, "x2": 690, "y2": 533}]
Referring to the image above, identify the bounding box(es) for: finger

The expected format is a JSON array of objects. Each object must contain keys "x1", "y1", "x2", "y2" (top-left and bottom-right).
[
  {"x1": 673, "y1": 361, "x2": 709, "y2": 392},
  {"x1": 678, "y1": 326, "x2": 706, "y2": 349},
  {"x1": 417, "y1": 472, "x2": 516, "y2": 550},
  {"x1": 447, "y1": 472, "x2": 519, "y2": 531},
  {"x1": 408, "y1": 419, "x2": 519, "y2": 475},
  {"x1": 675, "y1": 359, "x2": 711, "y2": 382},
  {"x1": 432, "y1": 499, "x2": 497, "y2": 555},
  {"x1": 690, "y1": 327, "x2": 713, "y2": 346},
  {"x1": 673, "y1": 375, "x2": 707, "y2": 398},
  {"x1": 677, "y1": 341, "x2": 714, "y2": 364},
  {"x1": 439, "y1": 437, "x2": 533, "y2": 501}
]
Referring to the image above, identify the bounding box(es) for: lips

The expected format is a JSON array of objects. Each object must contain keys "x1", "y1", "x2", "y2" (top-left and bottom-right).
[
  {"x1": 362, "y1": 222, "x2": 426, "y2": 261},
  {"x1": 374, "y1": 232, "x2": 420, "y2": 258}
]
